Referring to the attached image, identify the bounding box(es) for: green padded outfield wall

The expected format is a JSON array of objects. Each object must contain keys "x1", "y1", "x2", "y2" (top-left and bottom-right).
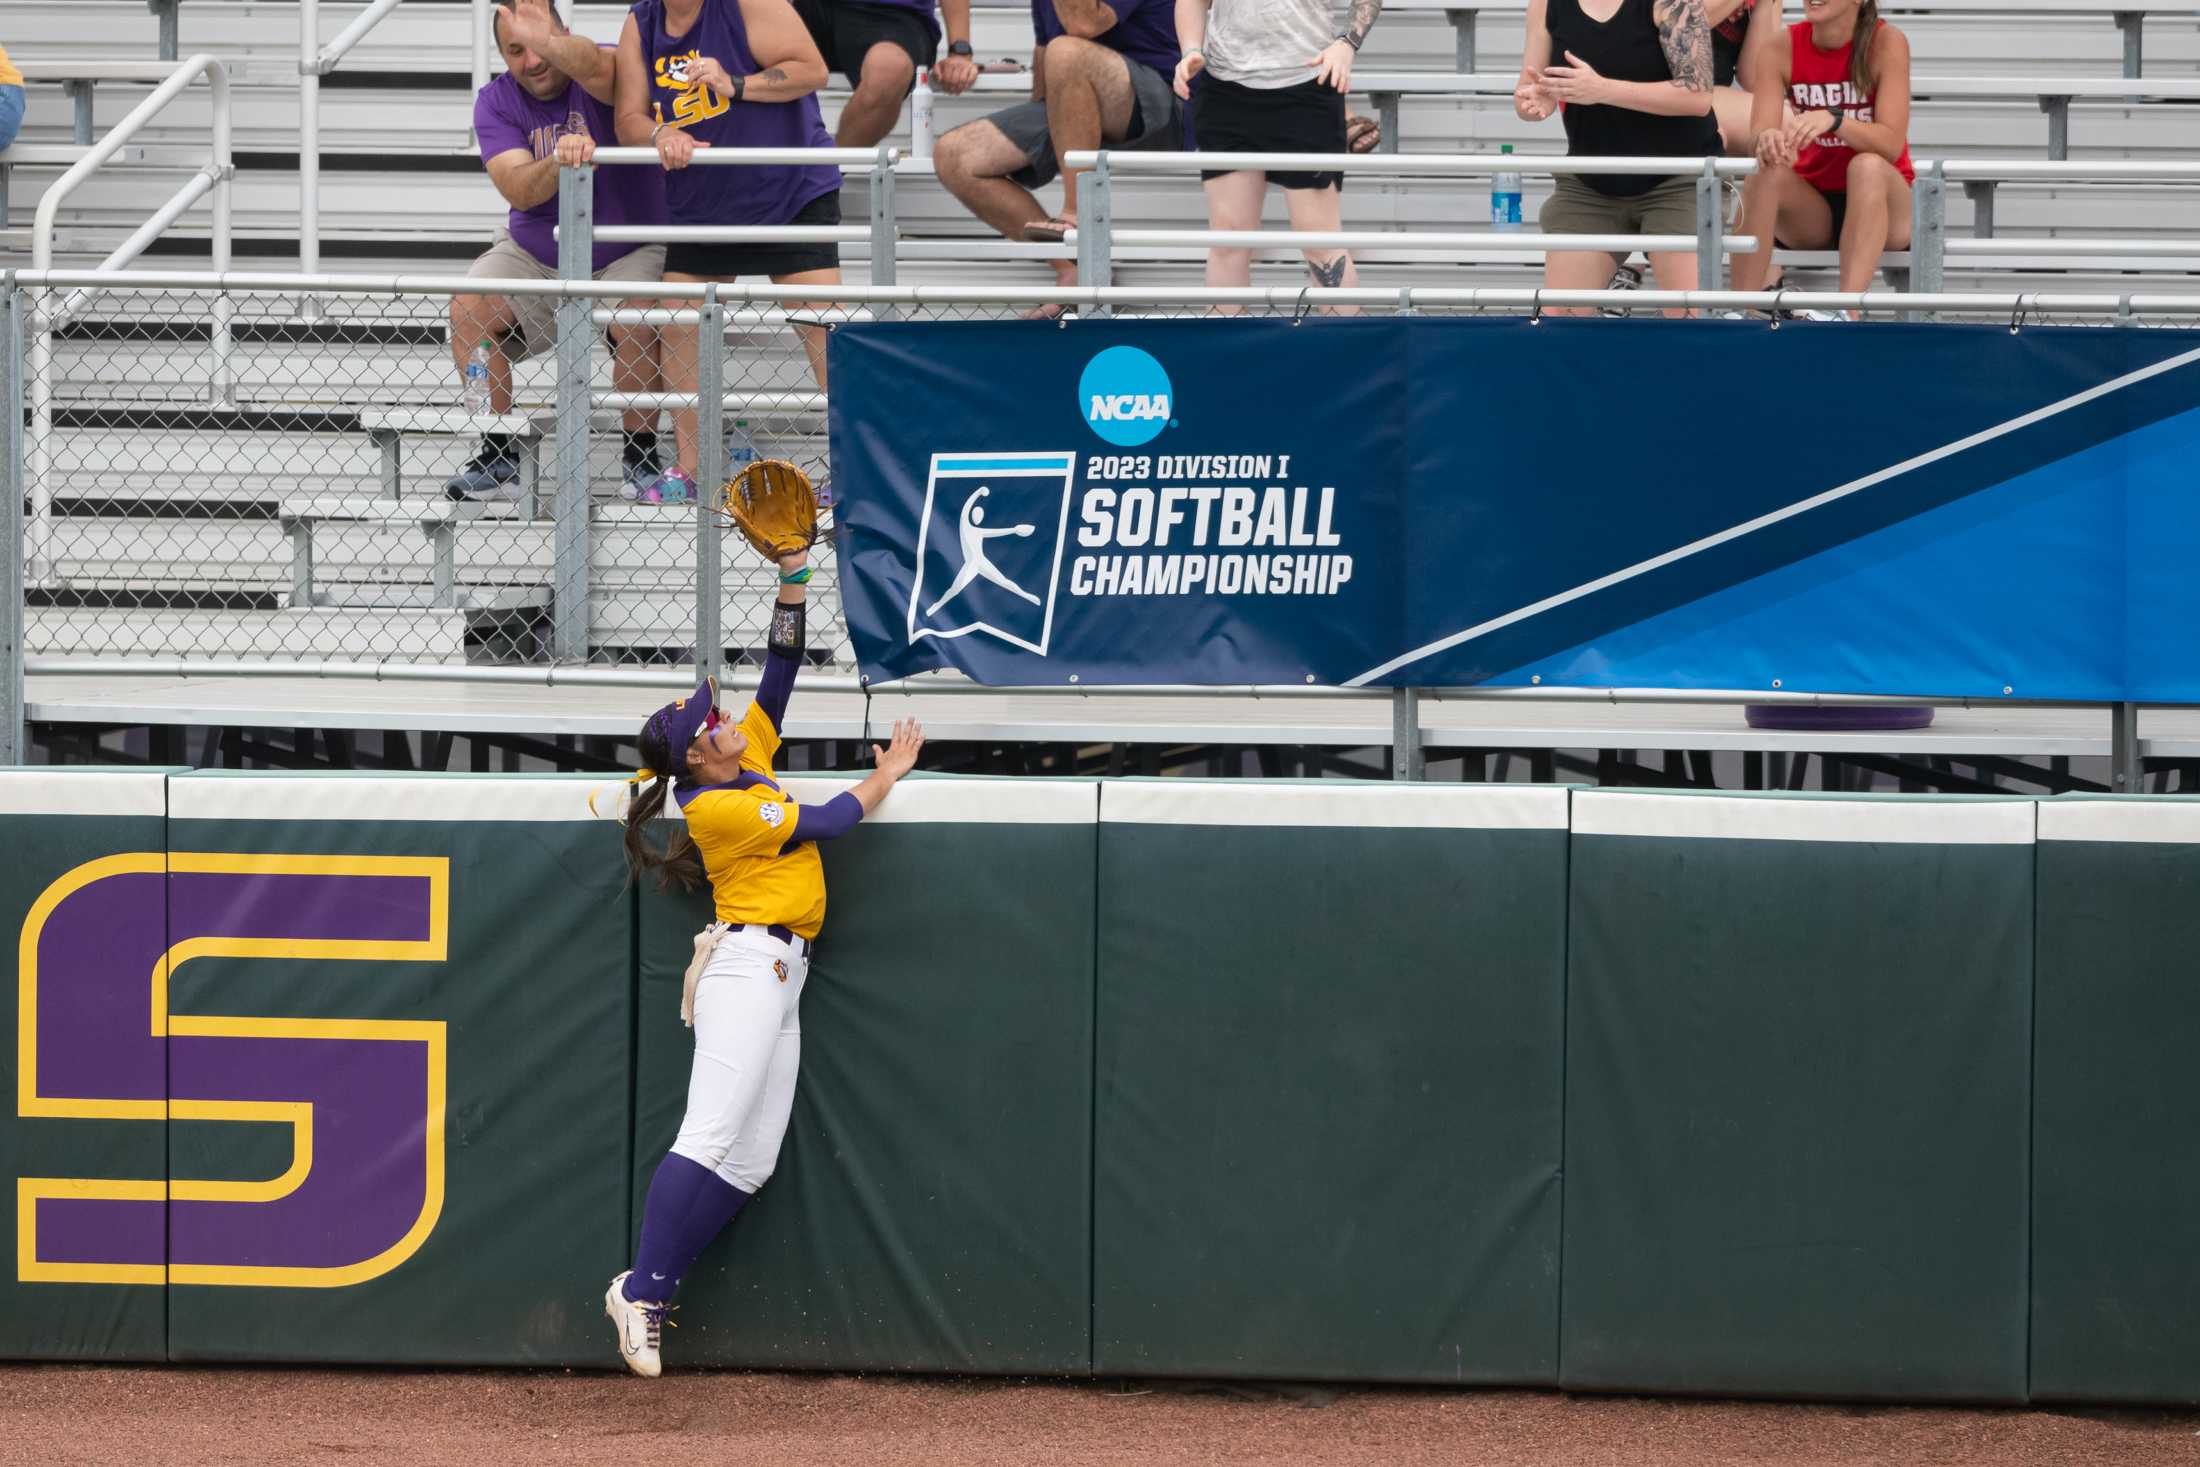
[
  {"x1": 158, "y1": 774, "x2": 633, "y2": 1365},
  {"x1": 2033, "y1": 797, "x2": 2200, "y2": 1403},
  {"x1": 1094, "y1": 781, "x2": 1570, "y2": 1384},
  {"x1": 2, "y1": 771, "x2": 178, "y2": 1361},
  {"x1": 1562, "y1": 791, "x2": 2035, "y2": 1401},
  {"x1": 631, "y1": 776, "x2": 1097, "y2": 1374}
]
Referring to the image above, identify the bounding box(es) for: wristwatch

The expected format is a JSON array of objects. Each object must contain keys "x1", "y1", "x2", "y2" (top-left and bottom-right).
[
  {"x1": 947, "y1": 39, "x2": 974, "y2": 57},
  {"x1": 732, "y1": 73, "x2": 747, "y2": 102},
  {"x1": 1336, "y1": 29, "x2": 1363, "y2": 50},
  {"x1": 1822, "y1": 104, "x2": 1844, "y2": 133}
]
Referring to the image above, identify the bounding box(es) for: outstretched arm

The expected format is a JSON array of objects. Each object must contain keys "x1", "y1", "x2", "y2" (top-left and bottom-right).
[
  {"x1": 754, "y1": 549, "x2": 808, "y2": 732},
  {"x1": 776, "y1": 719, "x2": 925, "y2": 850}
]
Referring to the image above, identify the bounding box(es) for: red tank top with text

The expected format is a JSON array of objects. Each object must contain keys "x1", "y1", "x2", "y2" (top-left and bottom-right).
[{"x1": 1786, "y1": 20, "x2": 1913, "y2": 193}]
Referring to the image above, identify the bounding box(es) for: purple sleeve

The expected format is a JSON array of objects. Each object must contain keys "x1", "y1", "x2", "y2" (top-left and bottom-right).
[
  {"x1": 755, "y1": 648, "x2": 798, "y2": 732},
  {"x1": 474, "y1": 84, "x2": 527, "y2": 165},
  {"x1": 779, "y1": 791, "x2": 863, "y2": 851}
]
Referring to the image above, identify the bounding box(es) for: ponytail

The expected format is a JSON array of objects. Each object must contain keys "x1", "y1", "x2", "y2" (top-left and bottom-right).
[
  {"x1": 1848, "y1": 0, "x2": 1881, "y2": 97},
  {"x1": 618, "y1": 719, "x2": 705, "y2": 892}
]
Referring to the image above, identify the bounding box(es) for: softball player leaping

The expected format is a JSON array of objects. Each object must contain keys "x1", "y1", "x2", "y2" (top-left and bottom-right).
[{"x1": 604, "y1": 544, "x2": 923, "y2": 1378}]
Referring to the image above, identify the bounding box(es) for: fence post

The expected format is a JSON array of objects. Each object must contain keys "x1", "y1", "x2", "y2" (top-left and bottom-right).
[
  {"x1": 1, "y1": 283, "x2": 25, "y2": 765},
  {"x1": 1911, "y1": 162, "x2": 1946, "y2": 309},
  {"x1": 2114, "y1": 10, "x2": 2142, "y2": 80},
  {"x1": 552, "y1": 162, "x2": 595, "y2": 663},
  {"x1": 1078, "y1": 152, "x2": 1113, "y2": 314},
  {"x1": 299, "y1": 0, "x2": 321, "y2": 319},
  {"x1": 0, "y1": 288, "x2": 23, "y2": 769},
  {"x1": 868, "y1": 145, "x2": 897, "y2": 296},
  {"x1": 2112, "y1": 701, "x2": 2141, "y2": 792},
  {"x1": 1695, "y1": 157, "x2": 1723, "y2": 291},
  {"x1": 695, "y1": 286, "x2": 725, "y2": 686},
  {"x1": 1391, "y1": 687, "x2": 1423, "y2": 781}
]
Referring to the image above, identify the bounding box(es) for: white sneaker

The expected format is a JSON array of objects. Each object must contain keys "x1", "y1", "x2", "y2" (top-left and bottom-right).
[{"x1": 604, "y1": 1271, "x2": 665, "y2": 1377}]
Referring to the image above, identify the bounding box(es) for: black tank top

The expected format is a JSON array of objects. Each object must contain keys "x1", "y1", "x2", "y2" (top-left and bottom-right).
[{"x1": 1546, "y1": 0, "x2": 1722, "y2": 197}]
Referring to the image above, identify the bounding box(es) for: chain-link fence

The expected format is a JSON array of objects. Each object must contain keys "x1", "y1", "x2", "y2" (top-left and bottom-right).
[{"x1": 7, "y1": 271, "x2": 2196, "y2": 679}]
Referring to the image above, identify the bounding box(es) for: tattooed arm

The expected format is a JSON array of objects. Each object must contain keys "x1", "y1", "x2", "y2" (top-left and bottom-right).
[
  {"x1": 1540, "y1": 0, "x2": 1713, "y2": 116},
  {"x1": 731, "y1": 0, "x2": 829, "y2": 98},
  {"x1": 1343, "y1": 0, "x2": 1381, "y2": 48}
]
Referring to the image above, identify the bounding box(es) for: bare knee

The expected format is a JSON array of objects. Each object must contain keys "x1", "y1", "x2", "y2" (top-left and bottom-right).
[
  {"x1": 451, "y1": 294, "x2": 503, "y2": 338},
  {"x1": 853, "y1": 43, "x2": 914, "y2": 102},
  {"x1": 933, "y1": 123, "x2": 981, "y2": 186},
  {"x1": 1042, "y1": 34, "x2": 1105, "y2": 77},
  {"x1": 1845, "y1": 153, "x2": 1897, "y2": 196}
]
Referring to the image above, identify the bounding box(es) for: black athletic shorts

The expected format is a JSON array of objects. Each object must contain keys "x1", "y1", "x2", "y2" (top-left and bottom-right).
[
  {"x1": 665, "y1": 192, "x2": 844, "y2": 278},
  {"x1": 789, "y1": 0, "x2": 938, "y2": 88},
  {"x1": 1775, "y1": 188, "x2": 1848, "y2": 249},
  {"x1": 1191, "y1": 74, "x2": 1347, "y2": 191}
]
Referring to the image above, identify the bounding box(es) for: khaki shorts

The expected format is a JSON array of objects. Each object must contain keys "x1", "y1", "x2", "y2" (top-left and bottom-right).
[
  {"x1": 1538, "y1": 174, "x2": 1701, "y2": 242},
  {"x1": 464, "y1": 234, "x2": 669, "y2": 359}
]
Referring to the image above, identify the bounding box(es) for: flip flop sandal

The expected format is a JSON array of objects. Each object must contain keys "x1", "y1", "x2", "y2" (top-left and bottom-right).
[
  {"x1": 1022, "y1": 301, "x2": 1078, "y2": 321},
  {"x1": 1345, "y1": 114, "x2": 1381, "y2": 153},
  {"x1": 1021, "y1": 216, "x2": 1076, "y2": 243}
]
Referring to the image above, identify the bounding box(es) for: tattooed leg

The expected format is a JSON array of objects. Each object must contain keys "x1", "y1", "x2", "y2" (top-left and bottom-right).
[{"x1": 1306, "y1": 253, "x2": 1354, "y2": 289}]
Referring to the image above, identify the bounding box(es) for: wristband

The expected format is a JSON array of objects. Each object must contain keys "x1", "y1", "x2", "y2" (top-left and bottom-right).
[
  {"x1": 779, "y1": 565, "x2": 813, "y2": 585},
  {"x1": 768, "y1": 600, "x2": 806, "y2": 658}
]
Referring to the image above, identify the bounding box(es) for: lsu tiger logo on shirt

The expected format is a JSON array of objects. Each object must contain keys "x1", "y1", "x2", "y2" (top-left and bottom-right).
[{"x1": 655, "y1": 52, "x2": 730, "y2": 128}]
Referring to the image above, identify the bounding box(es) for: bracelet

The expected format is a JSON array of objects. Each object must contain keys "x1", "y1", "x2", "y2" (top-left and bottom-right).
[
  {"x1": 779, "y1": 565, "x2": 813, "y2": 585},
  {"x1": 650, "y1": 120, "x2": 667, "y2": 144}
]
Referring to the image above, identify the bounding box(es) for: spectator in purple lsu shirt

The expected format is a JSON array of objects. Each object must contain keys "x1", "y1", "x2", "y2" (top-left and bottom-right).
[
  {"x1": 449, "y1": 0, "x2": 672, "y2": 502},
  {"x1": 932, "y1": 0, "x2": 1183, "y2": 312}
]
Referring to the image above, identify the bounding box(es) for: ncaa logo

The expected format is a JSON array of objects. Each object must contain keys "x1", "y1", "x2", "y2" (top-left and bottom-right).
[{"x1": 1079, "y1": 346, "x2": 1173, "y2": 447}]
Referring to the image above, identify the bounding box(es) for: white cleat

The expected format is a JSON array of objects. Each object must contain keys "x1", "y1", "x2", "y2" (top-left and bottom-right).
[{"x1": 604, "y1": 1271, "x2": 666, "y2": 1378}]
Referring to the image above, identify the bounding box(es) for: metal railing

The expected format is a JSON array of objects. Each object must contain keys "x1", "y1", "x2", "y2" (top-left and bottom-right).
[
  {"x1": 300, "y1": 0, "x2": 493, "y2": 291},
  {"x1": 26, "y1": 54, "x2": 233, "y2": 584}
]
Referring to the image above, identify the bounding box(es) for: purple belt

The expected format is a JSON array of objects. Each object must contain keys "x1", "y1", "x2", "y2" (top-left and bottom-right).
[{"x1": 730, "y1": 923, "x2": 810, "y2": 956}]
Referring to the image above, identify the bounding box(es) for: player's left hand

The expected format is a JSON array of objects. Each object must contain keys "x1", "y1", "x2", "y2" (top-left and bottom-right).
[
  {"x1": 1541, "y1": 51, "x2": 1615, "y2": 106},
  {"x1": 687, "y1": 56, "x2": 739, "y2": 101},
  {"x1": 935, "y1": 52, "x2": 980, "y2": 93},
  {"x1": 873, "y1": 718, "x2": 925, "y2": 779},
  {"x1": 1308, "y1": 38, "x2": 1354, "y2": 93},
  {"x1": 554, "y1": 131, "x2": 596, "y2": 167}
]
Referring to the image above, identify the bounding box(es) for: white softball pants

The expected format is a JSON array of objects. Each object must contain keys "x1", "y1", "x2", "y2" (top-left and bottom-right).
[{"x1": 668, "y1": 927, "x2": 809, "y2": 1193}]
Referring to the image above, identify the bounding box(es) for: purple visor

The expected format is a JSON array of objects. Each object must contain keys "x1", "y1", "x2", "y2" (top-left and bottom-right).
[{"x1": 643, "y1": 676, "x2": 721, "y2": 759}]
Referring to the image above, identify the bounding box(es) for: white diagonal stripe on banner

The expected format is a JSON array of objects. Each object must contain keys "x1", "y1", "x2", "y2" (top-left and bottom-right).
[{"x1": 1345, "y1": 342, "x2": 2200, "y2": 688}]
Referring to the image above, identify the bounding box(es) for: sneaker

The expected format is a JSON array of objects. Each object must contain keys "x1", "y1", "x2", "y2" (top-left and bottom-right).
[
  {"x1": 1600, "y1": 264, "x2": 1644, "y2": 317},
  {"x1": 443, "y1": 441, "x2": 521, "y2": 502},
  {"x1": 655, "y1": 469, "x2": 698, "y2": 506},
  {"x1": 621, "y1": 460, "x2": 664, "y2": 502},
  {"x1": 604, "y1": 1272, "x2": 665, "y2": 1378}
]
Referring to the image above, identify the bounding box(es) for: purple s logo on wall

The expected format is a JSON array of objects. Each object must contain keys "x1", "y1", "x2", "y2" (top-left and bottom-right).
[{"x1": 16, "y1": 853, "x2": 450, "y2": 1288}]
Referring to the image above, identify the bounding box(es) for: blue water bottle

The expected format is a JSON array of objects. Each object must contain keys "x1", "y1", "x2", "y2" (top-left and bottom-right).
[{"x1": 1493, "y1": 144, "x2": 1523, "y2": 231}]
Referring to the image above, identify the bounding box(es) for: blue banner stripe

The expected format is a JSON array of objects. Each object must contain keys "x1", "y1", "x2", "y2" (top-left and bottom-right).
[{"x1": 935, "y1": 456, "x2": 1077, "y2": 472}]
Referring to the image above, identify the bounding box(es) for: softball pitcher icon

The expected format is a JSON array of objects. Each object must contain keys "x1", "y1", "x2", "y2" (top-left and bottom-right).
[
  {"x1": 925, "y1": 488, "x2": 1041, "y2": 615},
  {"x1": 906, "y1": 451, "x2": 1077, "y2": 657}
]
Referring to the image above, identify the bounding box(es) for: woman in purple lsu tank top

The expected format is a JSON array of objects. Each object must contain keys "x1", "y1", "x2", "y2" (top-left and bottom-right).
[{"x1": 618, "y1": 0, "x2": 844, "y2": 498}]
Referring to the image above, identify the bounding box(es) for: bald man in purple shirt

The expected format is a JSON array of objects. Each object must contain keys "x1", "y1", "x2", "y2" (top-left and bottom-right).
[{"x1": 450, "y1": 0, "x2": 672, "y2": 502}]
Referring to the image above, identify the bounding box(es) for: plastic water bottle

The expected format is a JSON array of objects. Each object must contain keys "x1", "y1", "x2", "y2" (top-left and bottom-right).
[
  {"x1": 462, "y1": 339, "x2": 493, "y2": 415},
  {"x1": 910, "y1": 69, "x2": 934, "y2": 159},
  {"x1": 1492, "y1": 144, "x2": 1523, "y2": 232},
  {"x1": 724, "y1": 418, "x2": 759, "y2": 478}
]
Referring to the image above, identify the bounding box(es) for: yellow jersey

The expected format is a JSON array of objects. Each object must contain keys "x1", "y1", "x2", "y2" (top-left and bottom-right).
[
  {"x1": 675, "y1": 700, "x2": 828, "y2": 938},
  {"x1": 0, "y1": 47, "x2": 22, "y2": 89}
]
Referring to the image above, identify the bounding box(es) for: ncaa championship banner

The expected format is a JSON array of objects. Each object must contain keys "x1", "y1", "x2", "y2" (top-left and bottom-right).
[{"x1": 830, "y1": 318, "x2": 2200, "y2": 699}]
